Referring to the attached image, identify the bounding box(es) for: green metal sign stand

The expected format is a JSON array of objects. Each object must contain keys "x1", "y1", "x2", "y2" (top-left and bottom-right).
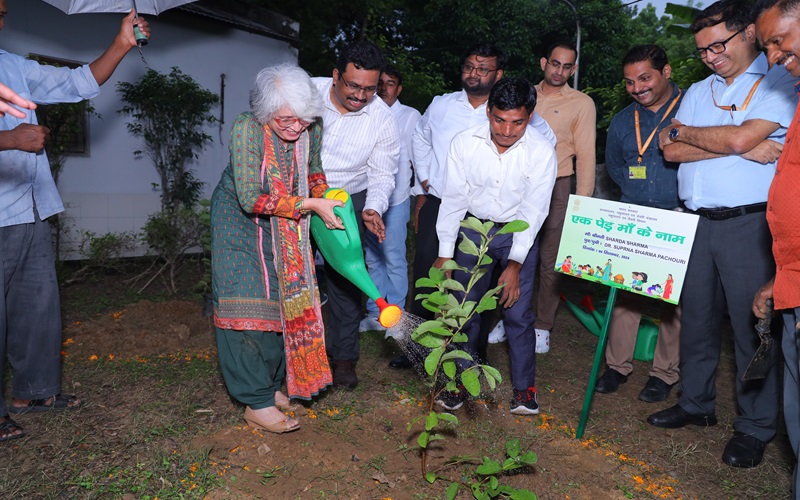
[{"x1": 575, "y1": 286, "x2": 617, "y2": 439}]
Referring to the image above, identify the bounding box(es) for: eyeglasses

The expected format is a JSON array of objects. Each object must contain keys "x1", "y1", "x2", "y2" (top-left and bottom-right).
[
  {"x1": 273, "y1": 116, "x2": 312, "y2": 128},
  {"x1": 461, "y1": 64, "x2": 498, "y2": 77},
  {"x1": 695, "y1": 29, "x2": 744, "y2": 58},
  {"x1": 546, "y1": 60, "x2": 575, "y2": 71},
  {"x1": 338, "y1": 75, "x2": 378, "y2": 95}
]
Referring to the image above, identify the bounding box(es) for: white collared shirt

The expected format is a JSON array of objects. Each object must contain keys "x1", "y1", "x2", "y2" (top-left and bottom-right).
[
  {"x1": 411, "y1": 89, "x2": 556, "y2": 198},
  {"x1": 388, "y1": 100, "x2": 421, "y2": 205},
  {"x1": 436, "y1": 122, "x2": 558, "y2": 263},
  {"x1": 312, "y1": 77, "x2": 400, "y2": 214}
]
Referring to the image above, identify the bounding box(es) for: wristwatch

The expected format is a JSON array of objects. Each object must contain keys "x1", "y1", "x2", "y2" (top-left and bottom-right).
[{"x1": 668, "y1": 127, "x2": 680, "y2": 141}]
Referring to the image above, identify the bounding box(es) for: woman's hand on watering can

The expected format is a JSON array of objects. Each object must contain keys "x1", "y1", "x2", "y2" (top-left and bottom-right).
[
  {"x1": 363, "y1": 209, "x2": 386, "y2": 243},
  {"x1": 304, "y1": 197, "x2": 344, "y2": 229}
]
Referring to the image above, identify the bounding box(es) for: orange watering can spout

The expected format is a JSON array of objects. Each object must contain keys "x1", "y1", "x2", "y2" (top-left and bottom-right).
[{"x1": 309, "y1": 188, "x2": 402, "y2": 328}]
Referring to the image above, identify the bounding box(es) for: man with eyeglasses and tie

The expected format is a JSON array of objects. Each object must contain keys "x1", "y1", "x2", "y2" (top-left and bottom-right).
[
  {"x1": 648, "y1": 0, "x2": 797, "y2": 469},
  {"x1": 394, "y1": 44, "x2": 555, "y2": 370},
  {"x1": 312, "y1": 41, "x2": 400, "y2": 389},
  {"x1": 532, "y1": 42, "x2": 597, "y2": 355}
]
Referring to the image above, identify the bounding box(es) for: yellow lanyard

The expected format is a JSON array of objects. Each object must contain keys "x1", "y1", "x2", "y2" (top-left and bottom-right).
[
  {"x1": 634, "y1": 89, "x2": 682, "y2": 164},
  {"x1": 711, "y1": 75, "x2": 764, "y2": 112}
]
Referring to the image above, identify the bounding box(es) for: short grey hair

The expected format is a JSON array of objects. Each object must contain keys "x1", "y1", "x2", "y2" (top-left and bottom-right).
[{"x1": 250, "y1": 63, "x2": 324, "y2": 124}]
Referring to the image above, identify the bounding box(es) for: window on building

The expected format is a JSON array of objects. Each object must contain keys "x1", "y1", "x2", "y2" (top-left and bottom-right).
[{"x1": 27, "y1": 54, "x2": 92, "y2": 157}]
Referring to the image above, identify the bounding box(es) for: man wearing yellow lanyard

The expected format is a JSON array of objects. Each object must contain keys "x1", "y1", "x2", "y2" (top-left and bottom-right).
[
  {"x1": 596, "y1": 45, "x2": 683, "y2": 404},
  {"x1": 649, "y1": 0, "x2": 797, "y2": 469}
]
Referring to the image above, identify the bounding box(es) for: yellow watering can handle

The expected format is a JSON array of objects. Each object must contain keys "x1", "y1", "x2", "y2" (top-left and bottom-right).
[{"x1": 325, "y1": 188, "x2": 350, "y2": 203}]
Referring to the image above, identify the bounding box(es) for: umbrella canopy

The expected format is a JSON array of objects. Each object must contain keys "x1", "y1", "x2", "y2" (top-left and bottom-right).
[{"x1": 42, "y1": 0, "x2": 196, "y2": 16}]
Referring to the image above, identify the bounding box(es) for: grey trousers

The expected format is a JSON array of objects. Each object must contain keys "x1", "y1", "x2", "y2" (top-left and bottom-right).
[
  {"x1": 0, "y1": 211, "x2": 62, "y2": 417},
  {"x1": 781, "y1": 308, "x2": 800, "y2": 498},
  {"x1": 677, "y1": 213, "x2": 778, "y2": 442}
]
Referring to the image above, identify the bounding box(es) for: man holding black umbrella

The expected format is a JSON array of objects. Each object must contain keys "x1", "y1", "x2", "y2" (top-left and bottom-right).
[{"x1": 0, "y1": 3, "x2": 150, "y2": 442}]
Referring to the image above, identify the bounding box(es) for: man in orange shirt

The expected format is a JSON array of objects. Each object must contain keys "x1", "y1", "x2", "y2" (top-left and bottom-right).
[{"x1": 753, "y1": 0, "x2": 800, "y2": 495}]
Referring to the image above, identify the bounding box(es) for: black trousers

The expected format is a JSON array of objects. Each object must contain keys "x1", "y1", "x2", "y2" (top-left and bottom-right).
[{"x1": 324, "y1": 190, "x2": 367, "y2": 361}]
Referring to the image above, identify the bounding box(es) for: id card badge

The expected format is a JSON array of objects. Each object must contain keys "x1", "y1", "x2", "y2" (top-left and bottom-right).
[{"x1": 628, "y1": 165, "x2": 646, "y2": 179}]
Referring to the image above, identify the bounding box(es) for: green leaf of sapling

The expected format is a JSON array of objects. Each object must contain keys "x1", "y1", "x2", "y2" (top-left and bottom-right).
[{"x1": 496, "y1": 219, "x2": 529, "y2": 234}]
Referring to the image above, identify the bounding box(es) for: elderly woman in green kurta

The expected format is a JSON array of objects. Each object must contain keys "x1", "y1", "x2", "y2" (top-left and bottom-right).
[{"x1": 211, "y1": 63, "x2": 343, "y2": 434}]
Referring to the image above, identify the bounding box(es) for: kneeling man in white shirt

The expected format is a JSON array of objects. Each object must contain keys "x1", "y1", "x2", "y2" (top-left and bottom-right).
[{"x1": 434, "y1": 77, "x2": 557, "y2": 415}]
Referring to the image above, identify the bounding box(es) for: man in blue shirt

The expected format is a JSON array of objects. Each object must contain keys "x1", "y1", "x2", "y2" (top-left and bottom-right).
[
  {"x1": 0, "y1": 3, "x2": 150, "y2": 442},
  {"x1": 596, "y1": 45, "x2": 683, "y2": 403},
  {"x1": 648, "y1": 0, "x2": 797, "y2": 469}
]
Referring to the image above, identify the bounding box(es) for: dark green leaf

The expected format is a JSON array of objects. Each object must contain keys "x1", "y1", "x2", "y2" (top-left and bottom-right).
[
  {"x1": 414, "y1": 320, "x2": 446, "y2": 335},
  {"x1": 426, "y1": 291, "x2": 449, "y2": 305},
  {"x1": 453, "y1": 332, "x2": 469, "y2": 343},
  {"x1": 415, "y1": 277, "x2": 438, "y2": 289},
  {"x1": 475, "y1": 457, "x2": 502, "y2": 475},
  {"x1": 440, "y1": 259, "x2": 468, "y2": 272},
  {"x1": 442, "y1": 350, "x2": 474, "y2": 362},
  {"x1": 457, "y1": 236, "x2": 480, "y2": 257},
  {"x1": 462, "y1": 216, "x2": 486, "y2": 234},
  {"x1": 418, "y1": 431, "x2": 430, "y2": 448},
  {"x1": 442, "y1": 279, "x2": 465, "y2": 292},
  {"x1": 506, "y1": 439, "x2": 521, "y2": 458},
  {"x1": 425, "y1": 347, "x2": 444, "y2": 376},
  {"x1": 462, "y1": 369, "x2": 480, "y2": 396},
  {"x1": 415, "y1": 335, "x2": 445, "y2": 348},
  {"x1": 446, "y1": 482, "x2": 459, "y2": 500},
  {"x1": 495, "y1": 220, "x2": 529, "y2": 234},
  {"x1": 509, "y1": 489, "x2": 538, "y2": 500},
  {"x1": 475, "y1": 295, "x2": 498, "y2": 314},
  {"x1": 428, "y1": 266, "x2": 445, "y2": 282},
  {"x1": 437, "y1": 412, "x2": 459, "y2": 425},
  {"x1": 425, "y1": 411, "x2": 439, "y2": 431},
  {"x1": 481, "y1": 365, "x2": 503, "y2": 383}
]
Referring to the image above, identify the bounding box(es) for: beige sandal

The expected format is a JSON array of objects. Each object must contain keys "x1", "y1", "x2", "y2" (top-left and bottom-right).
[
  {"x1": 243, "y1": 407, "x2": 299, "y2": 434},
  {"x1": 274, "y1": 392, "x2": 300, "y2": 412}
]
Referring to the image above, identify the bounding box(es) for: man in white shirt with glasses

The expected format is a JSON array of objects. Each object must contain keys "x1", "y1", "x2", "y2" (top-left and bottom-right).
[{"x1": 312, "y1": 41, "x2": 400, "y2": 389}]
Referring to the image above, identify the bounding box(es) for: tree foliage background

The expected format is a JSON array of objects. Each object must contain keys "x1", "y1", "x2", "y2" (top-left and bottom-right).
[{"x1": 259, "y1": 0, "x2": 709, "y2": 114}]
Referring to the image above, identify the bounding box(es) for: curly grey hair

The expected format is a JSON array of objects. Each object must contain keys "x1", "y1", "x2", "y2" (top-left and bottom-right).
[{"x1": 250, "y1": 63, "x2": 323, "y2": 124}]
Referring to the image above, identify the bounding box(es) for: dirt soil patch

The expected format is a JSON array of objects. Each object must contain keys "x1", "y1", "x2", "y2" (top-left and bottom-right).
[{"x1": 0, "y1": 266, "x2": 793, "y2": 499}]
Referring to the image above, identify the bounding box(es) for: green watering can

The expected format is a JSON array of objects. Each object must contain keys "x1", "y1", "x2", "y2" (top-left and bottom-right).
[
  {"x1": 560, "y1": 294, "x2": 659, "y2": 362},
  {"x1": 309, "y1": 188, "x2": 403, "y2": 328}
]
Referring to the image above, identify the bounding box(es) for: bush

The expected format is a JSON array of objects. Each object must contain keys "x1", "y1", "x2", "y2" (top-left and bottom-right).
[{"x1": 131, "y1": 207, "x2": 207, "y2": 294}]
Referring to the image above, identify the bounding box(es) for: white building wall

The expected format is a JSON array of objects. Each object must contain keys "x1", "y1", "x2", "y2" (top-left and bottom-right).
[{"x1": 4, "y1": 0, "x2": 298, "y2": 258}]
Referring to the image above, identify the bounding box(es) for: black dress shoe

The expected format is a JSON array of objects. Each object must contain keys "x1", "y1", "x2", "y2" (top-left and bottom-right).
[
  {"x1": 638, "y1": 376, "x2": 674, "y2": 403},
  {"x1": 647, "y1": 404, "x2": 717, "y2": 428},
  {"x1": 595, "y1": 368, "x2": 628, "y2": 394},
  {"x1": 331, "y1": 359, "x2": 358, "y2": 389},
  {"x1": 722, "y1": 432, "x2": 768, "y2": 468},
  {"x1": 388, "y1": 353, "x2": 412, "y2": 369}
]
